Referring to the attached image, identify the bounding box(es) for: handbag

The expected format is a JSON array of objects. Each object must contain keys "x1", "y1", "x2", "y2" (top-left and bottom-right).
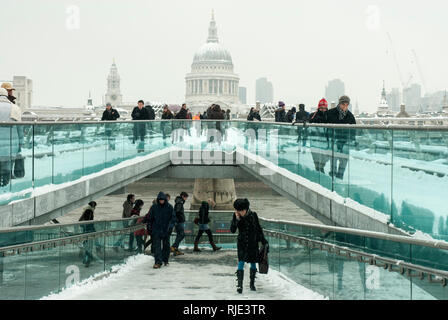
[
  {"x1": 258, "y1": 243, "x2": 269, "y2": 274},
  {"x1": 13, "y1": 155, "x2": 25, "y2": 178}
]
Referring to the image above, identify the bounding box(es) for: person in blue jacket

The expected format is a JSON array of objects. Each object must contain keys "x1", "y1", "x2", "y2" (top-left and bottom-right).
[{"x1": 144, "y1": 192, "x2": 176, "y2": 269}]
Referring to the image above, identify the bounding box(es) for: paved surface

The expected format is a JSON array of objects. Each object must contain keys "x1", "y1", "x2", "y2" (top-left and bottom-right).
[{"x1": 58, "y1": 178, "x2": 323, "y2": 225}]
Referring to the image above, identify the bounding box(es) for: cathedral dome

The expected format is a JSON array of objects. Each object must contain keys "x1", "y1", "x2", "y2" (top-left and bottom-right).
[{"x1": 193, "y1": 42, "x2": 233, "y2": 64}]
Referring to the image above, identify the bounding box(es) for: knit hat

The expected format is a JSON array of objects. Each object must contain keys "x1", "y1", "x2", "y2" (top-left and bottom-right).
[
  {"x1": 318, "y1": 98, "x2": 328, "y2": 109},
  {"x1": 338, "y1": 95, "x2": 350, "y2": 105},
  {"x1": 278, "y1": 101, "x2": 285, "y2": 107}
]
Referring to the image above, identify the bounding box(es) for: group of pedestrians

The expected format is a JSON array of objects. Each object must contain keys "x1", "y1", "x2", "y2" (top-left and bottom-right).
[
  {"x1": 271, "y1": 96, "x2": 357, "y2": 179},
  {"x1": 78, "y1": 195, "x2": 268, "y2": 294}
]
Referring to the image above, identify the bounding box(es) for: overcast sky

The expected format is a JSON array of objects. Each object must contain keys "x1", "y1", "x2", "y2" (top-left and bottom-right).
[{"x1": 1, "y1": 0, "x2": 447, "y2": 113}]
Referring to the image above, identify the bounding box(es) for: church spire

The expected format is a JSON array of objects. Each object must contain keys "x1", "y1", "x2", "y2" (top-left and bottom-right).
[{"x1": 207, "y1": 10, "x2": 219, "y2": 43}]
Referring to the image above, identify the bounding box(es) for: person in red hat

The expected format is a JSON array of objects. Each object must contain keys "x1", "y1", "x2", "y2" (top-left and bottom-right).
[{"x1": 309, "y1": 98, "x2": 331, "y2": 173}]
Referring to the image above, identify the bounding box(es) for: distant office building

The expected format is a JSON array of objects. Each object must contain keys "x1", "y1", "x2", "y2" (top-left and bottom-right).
[
  {"x1": 403, "y1": 83, "x2": 421, "y2": 113},
  {"x1": 12, "y1": 76, "x2": 33, "y2": 109},
  {"x1": 420, "y1": 91, "x2": 446, "y2": 112},
  {"x1": 255, "y1": 77, "x2": 273, "y2": 104},
  {"x1": 325, "y1": 79, "x2": 345, "y2": 106},
  {"x1": 239, "y1": 87, "x2": 247, "y2": 104},
  {"x1": 386, "y1": 88, "x2": 401, "y2": 112}
]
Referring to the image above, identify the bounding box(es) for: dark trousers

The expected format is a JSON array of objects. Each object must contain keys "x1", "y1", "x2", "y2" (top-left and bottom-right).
[
  {"x1": 172, "y1": 223, "x2": 185, "y2": 249},
  {"x1": 194, "y1": 229, "x2": 214, "y2": 243},
  {"x1": 153, "y1": 234, "x2": 171, "y2": 264},
  {"x1": 129, "y1": 233, "x2": 135, "y2": 249},
  {"x1": 135, "y1": 235, "x2": 144, "y2": 254}
]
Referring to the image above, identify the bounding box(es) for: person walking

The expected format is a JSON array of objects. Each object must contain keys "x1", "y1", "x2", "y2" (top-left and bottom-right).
[
  {"x1": 144, "y1": 192, "x2": 176, "y2": 269},
  {"x1": 225, "y1": 109, "x2": 231, "y2": 120},
  {"x1": 230, "y1": 199, "x2": 268, "y2": 293},
  {"x1": 286, "y1": 106, "x2": 296, "y2": 123},
  {"x1": 293, "y1": 104, "x2": 310, "y2": 150},
  {"x1": 309, "y1": 98, "x2": 331, "y2": 173},
  {"x1": 171, "y1": 192, "x2": 188, "y2": 256},
  {"x1": 326, "y1": 95, "x2": 356, "y2": 179},
  {"x1": 101, "y1": 103, "x2": 120, "y2": 150},
  {"x1": 79, "y1": 201, "x2": 98, "y2": 267},
  {"x1": 161, "y1": 105, "x2": 174, "y2": 145},
  {"x1": 274, "y1": 101, "x2": 287, "y2": 122},
  {"x1": 129, "y1": 199, "x2": 145, "y2": 253},
  {"x1": 131, "y1": 100, "x2": 150, "y2": 150},
  {"x1": 193, "y1": 199, "x2": 221, "y2": 252}
]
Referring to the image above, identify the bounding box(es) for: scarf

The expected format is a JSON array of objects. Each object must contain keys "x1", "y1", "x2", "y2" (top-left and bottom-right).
[{"x1": 337, "y1": 105, "x2": 347, "y2": 120}]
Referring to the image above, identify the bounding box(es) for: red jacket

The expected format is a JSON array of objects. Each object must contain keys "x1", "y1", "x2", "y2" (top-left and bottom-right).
[{"x1": 134, "y1": 217, "x2": 148, "y2": 236}]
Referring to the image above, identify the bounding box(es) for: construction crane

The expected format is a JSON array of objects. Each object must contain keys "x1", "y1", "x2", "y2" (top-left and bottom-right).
[
  {"x1": 411, "y1": 49, "x2": 428, "y2": 94},
  {"x1": 386, "y1": 32, "x2": 406, "y2": 88}
]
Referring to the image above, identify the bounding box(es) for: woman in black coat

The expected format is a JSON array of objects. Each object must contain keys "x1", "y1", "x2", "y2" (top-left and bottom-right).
[
  {"x1": 230, "y1": 198, "x2": 268, "y2": 293},
  {"x1": 193, "y1": 199, "x2": 221, "y2": 252}
]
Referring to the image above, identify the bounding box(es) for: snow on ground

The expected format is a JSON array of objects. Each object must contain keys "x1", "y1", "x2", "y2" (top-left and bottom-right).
[{"x1": 42, "y1": 250, "x2": 325, "y2": 300}]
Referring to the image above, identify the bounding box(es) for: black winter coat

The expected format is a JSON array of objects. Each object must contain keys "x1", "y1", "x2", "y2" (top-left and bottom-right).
[
  {"x1": 286, "y1": 110, "x2": 296, "y2": 123},
  {"x1": 131, "y1": 106, "x2": 150, "y2": 120},
  {"x1": 275, "y1": 108, "x2": 287, "y2": 122},
  {"x1": 295, "y1": 110, "x2": 310, "y2": 123},
  {"x1": 79, "y1": 205, "x2": 95, "y2": 233},
  {"x1": 198, "y1": 202, "x2": 210, "y2": 224},
  {"x1": 145, "y1": 106, "x2": 156, "y2": 120},
  {"x1": 144, "y1": 192, "x2": 176, "y2": 237},
  {"x1": 326, "y1": 107, "x2": 356, "y2": 145},
  {"x1": 174, "y1": 196, "x2": 185, "y2": 223},
  {"x1": 230, "y1": 210, "x2": 267, "y2": 263},
  {"x1": 101, "y1": 108, "x2": 120, "y2": 121},
  {"x1": 175, "y1": 108, "x2": 188, "y2": 119},
  {"x1": 162, "y1": 111, "x2": 173, "y2": 119}
]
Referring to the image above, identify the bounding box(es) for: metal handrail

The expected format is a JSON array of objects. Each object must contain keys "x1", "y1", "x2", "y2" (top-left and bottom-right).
[
  {"x1": 259, "y1": 217, "x2": 448, "y2": 250},
  {"x1": 0, "y1": 217, "x2": 139, "y2": 234},
  {"x1": 264, "y1": 229, "x2": 448, "y2": 286},
  {"x1": 0, "y1": 119, "x2": 447, "y2": 131},
  {"x1": 0, "y1": 224, "x2": 145, "y2": 255}
]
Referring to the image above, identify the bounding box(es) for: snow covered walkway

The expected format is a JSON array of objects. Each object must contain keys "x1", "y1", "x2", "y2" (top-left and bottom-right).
[{"x1": 42, "y1": 249, "x2": 325, "y2": 300}]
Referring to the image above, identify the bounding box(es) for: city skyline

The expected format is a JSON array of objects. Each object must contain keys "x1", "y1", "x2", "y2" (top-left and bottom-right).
[{"x1": 1, "y1": 0, "x2": 448, "y2": 113}]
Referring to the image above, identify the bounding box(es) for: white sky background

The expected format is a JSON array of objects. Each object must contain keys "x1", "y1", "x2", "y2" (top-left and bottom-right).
[{"x1": 1, "y1": 0, "x2": 447, "y2": 112}]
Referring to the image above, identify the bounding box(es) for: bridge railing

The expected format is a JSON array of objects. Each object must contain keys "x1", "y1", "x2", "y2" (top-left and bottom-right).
[
  {"x1": 2, "y1": 211, "x2": 448, "y2": 299},
  {"x1": 0, "y1": 120, "x2": 447, "y2": 241}
]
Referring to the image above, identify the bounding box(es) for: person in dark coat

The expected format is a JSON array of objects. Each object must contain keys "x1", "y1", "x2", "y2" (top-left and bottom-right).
[
  {"x1": 193, "y1": 199, "x2": 221, "y2": 252},
  {"x1": 101, "y1": 103, "x2": 120, "y2": 150},
  {"x1": 129, "y1": 199, "x2": 145, "y2": 253},
  {"x1": 131, "y1": 100, "x2": 150, "y2": 147},
  {"x1": 286, "y1": 107, "x2": 296, "y2": 123},
  {"x1": 225, "y1": 109, "x2": 231, "y2": 120},
  {"x1": 145, "y1": 104, "x2": 156, "y2": 120},
  {"x1": 170, "y1": 192, "x2": 189, "y2": 256},
  {"x1": 247, "y1": 108, "x2": 261, "y2": 122},
  {"x1": 274, "y1": 101, "x2": 287, "y2": 122},
  {"x1": 101, "y1": 103, "x2": 120, "y2": 121},
  {"x1": 161, "y1": 105, "x2": 173, "y2": 144},
  {"x1": 175, "y1": 103, "x2": 188, "y2": 119},
  {"x1": 79, "y1": 201, "x2": 97, "y2": 267},
  {"x1": 206, "y1": 104, "x2": 225, "y2": 144},
  {"x1": 293, "y1": 104, "x2": 310, "y2": 149},
  {"x1": 230, "y1": 198, "x2": 268, "y2": 293},
  {"x1": 309, "y1": 98, "x2": 331, "y2": 173},
  {"x1": 326, "y1": 95, "x2": 356, "y2": 179},
  {"x1": 144, "y1": 192, "x2": 176, "y2": 269}
]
